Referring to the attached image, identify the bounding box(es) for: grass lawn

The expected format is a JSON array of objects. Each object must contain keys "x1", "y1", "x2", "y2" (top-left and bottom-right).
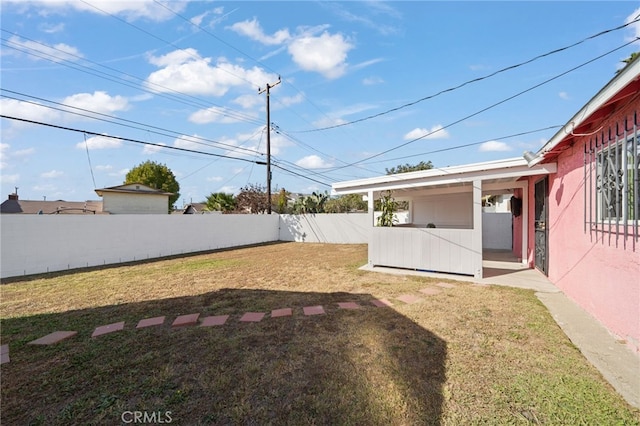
[{"x1": 1, "y1": 242, "x2": 638, "y2": 425}]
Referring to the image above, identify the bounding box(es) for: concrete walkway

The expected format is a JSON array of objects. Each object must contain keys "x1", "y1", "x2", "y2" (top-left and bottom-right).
[{"x1": 362, "y1": 252, "x2": 640, "y2": 409}]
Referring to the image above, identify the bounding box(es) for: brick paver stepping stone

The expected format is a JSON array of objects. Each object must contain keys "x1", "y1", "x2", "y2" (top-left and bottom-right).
[
  {"x1": 338, "y1": 302, "x2": 361, "y2": 309},
  {"x1": 172, "y1": 314, "x2": 200, "y2": 328},
  {"x1": 201, "y1": 315, "x2": 230, "y2": 327},
  {"x1": 240, "y1": 312, "x2": 265, "y2": 322},
  {"x1": 303, "y1": 305, "x2": 325, "y2": 316},
  {"x1": 28, "y1": 331, "x2": 78, "y2": 345},
  {"x1": 136, "y1": 316, "x2": 165, "y2": 329},
  {"x1": 397, "y1": 294, "x2": 423, "y2": 304},
  {"x1": 437, "y1": 282, "x2": 457, "y2": 288},
  {"x1": 92, "y1": 322, "x2": 125, "y2": 337},
  {"x1": 271, "y1": 308, "x2": 293, "y2": 318},
  {"x1": 419, "y1": 287, "x2": 442, "y2": 295},
  {"x1": 371, "y1": 299, "x2": 393, "y2": 307},
  {"x1": 1, "y1": 344, "x2": 9, "y2": 364}
]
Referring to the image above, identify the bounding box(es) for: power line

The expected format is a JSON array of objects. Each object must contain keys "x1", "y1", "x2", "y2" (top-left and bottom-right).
[
  {"x1": 324, "y1": 38, "x2": 639, "y2": 172},
  {"x1": 291, "y1": 16, "x2": 640, "y2": 133},
  {"x1": 0, "y1": 89, "x2": 263, "y2": 156}
]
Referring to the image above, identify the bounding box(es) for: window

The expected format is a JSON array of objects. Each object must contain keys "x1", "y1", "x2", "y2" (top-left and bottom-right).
[
  {"x1": 595, "y1": 132, "x2": 639, "y2": 222},
  {"x1": 584, "y1": 121, "x2": 639, "y2": 248}
]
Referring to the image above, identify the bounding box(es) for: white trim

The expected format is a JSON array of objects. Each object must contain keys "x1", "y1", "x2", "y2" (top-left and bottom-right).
[
  {"x1": 528, "y1": 58, "x2": 640, "y2": 166},
  {"x1": 332, "y1": 157, "x2": 556, "y2": 195}
]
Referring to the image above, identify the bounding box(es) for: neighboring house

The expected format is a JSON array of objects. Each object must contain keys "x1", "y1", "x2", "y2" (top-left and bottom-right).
[
  {"x1": 182, "y1": 203, "x2": 219, "y2": 214},
  {"x1": 332, "y1": 57, "x2": 639, "y2": 352},
  {"x1": 95, "y1": 183, "x2": 173, "y2": 214},
  {"x1": 0, "y1": 193, "x2": 103, "y2": 214}
]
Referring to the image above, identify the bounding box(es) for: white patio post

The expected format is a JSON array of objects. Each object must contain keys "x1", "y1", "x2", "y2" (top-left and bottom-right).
[
  {"x1": 473, "y1": 179, "x2": 483, "y2": 279},
  {"x1": 521, "y1": 184, "x2": 529, "y2": 266},
  {"x1": 367, "y1": 190, "x2": 375, "y2": 226}
]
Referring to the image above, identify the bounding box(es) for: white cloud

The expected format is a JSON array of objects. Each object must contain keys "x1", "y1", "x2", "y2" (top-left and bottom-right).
[
  {"x1": 0, "y1": 98, "x2": 60, "y2": 124},
  {"x1": 218, "y1": 185, "x2": 237, "y2": 195},
  {"x1": 95, "y1": 165, "x2": 113, "y2": 171},
  {"x1": 1, "y1": 173, "x2": 20, "y2": 184},
  {"x1": 143, "y1": 143, "x2": 166, "y2": 154},
  {"x1": 8, "y1": 0, "x2": 187, "y2": 22},
  {"x1": 108, "y1": 168, "x2": 129, "y2": 177},
  {"x1": 189, "y1": 106, "x2": 249, "y2": 124},
  {"x1": 62, "y1": 91, "x2": 129, "y2": 115},
  {"x1": 288, "y1": 31, "x2": 353, "y2": 79},
  {"x1": 229, "y1": 18, "x2": 291, "y2": 45},
  {"x1": 174, "y1": 135, "x2": 202, "y2": 150},
  {"x1": 206, "y1": 176, "x2": 223, "y2": 182},
  {"x1": 277, "y1": 93, "x2": 304, "y2": 108},
  {"x1": 39, "y1": 22, "x2": 65, "y2": 34},
  {"x1": 479, "y1": 141, "x2": 512, "y2": 152},
  {"x1": 363, "y1": 76, "x2": 384, "y2": 85},
  {"x1": 404, "y1": 125, "x2": 450, "y2": 141},
  {"x1": 41, "y1": 170, "x2": 64, "y2": 178},
  {"x1": 295, "y1": 155, "x2": 333, "y2": 169},
  {"x1": 559, "y1": 91, "x2": 570, "y2": 100},
  {"x1": 5, "y1": 35, "x2": 82, "y2": 62},
  {"x1": 232, "y1": 94, "x2": 262, "y2": 109},
  {"x1": 625, "y1": 8, "x2": 640, "y2": 44},
  {"x1": 13, "y1": 148, "x2": 35, "y2": 157},
  {"x1": 76, "y1": 135, "x2": 123, "y2": 150},
  {"x1": 146, "y1": 48, "x2": 277, "y2": 96}
]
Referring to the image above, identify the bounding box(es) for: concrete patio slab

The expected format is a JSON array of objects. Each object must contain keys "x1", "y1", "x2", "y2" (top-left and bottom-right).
[
  {"x1": 303, "y1": 305, "x2": 325, "y2": 316},
  {"x1": 201, "y1": 315, "x2": 230, "y2": 327},
  {"x1": 1, "y1": 344, "x2": 9, "y2": 364},
  {"x1": 271, "y1": 308, "x2": 293, "y2": 318},
  {"x1": 371, "y1": 299, "x2": 393, "y2": 307},
  {"x1": 172, "y1": 314, "x2": 200, "y2": 328},
  {"x1": 240, "y1": 312, "x2": 265, "y2": 322},
  {"x1": 136, "y1": 316, "x2": 165, "y2": 329},
  {"x1": 397, "y1": 294, "x2": 423, "y2": 304},
  {"x1": 419, "y1": 287, "x2": 442, "y2": 295},
  {"x1": 92, "y1": 322, "x2": 125, "y2": 337},
  {"x1": 28, "y1": 331, "x2": 78, "y2": 345},
  {"x1": 338, "y1": 302, "x2": 360, "y2": 309}
]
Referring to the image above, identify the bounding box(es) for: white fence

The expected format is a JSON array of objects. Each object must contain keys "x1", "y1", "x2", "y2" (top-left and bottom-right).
[
  {"x1": 278, "y1": 213, "x2": 369, "y2": 243},
  {"x1": 0, "y1": 213, "x2": 370, "y2": 278}
]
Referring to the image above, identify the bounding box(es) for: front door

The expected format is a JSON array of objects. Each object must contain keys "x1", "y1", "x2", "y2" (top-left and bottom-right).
[{"x1": 534, "y1": 177, "x2": 548, "y2": 275}]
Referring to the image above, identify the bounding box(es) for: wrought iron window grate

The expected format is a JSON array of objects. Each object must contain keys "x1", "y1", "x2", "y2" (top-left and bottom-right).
[{"x1": 584, "y1": 112, "x2": 639, "y2": 249}]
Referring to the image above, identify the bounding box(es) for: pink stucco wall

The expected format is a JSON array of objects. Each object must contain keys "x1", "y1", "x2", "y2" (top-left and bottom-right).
[{"x1": 524, "y1": 110, "x2": 640, "y2": 352}]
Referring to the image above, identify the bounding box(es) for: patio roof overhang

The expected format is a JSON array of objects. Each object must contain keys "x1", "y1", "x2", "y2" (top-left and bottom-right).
[{"x1": 332, "y1": 157, "x2": 557, "y2": 198}]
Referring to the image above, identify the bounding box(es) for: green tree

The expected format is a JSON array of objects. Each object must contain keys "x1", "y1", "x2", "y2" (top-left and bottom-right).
[
  {"x1": 236, "y1": 183, "x2": 269, "y2": 214},
  {"x1": 376, "y1": 190, "x2": 397, "y2": 227},
  {"x1": 292, "y1": 191, "x2": 329, "y2": 214},
  {"x1": 205, "y1": 192, "x2": 236, "y2": 213},
  {"x1": 273, "y1": 188, "x2": 291, "y2": 214},
  {"x1": 385, "y1": 160, "x2": 433, "y2": 175},
  {"x1": 325, "y1": 193, "x2": 368, "y2": 213},
  {"x1": 124, "y1": 160, "x2": 180, "y2": 212}
]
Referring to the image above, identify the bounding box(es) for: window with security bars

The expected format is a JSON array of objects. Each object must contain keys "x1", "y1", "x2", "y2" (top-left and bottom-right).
[{"x1": 584, "y1": 116, "x2": 639, "y2": 247}]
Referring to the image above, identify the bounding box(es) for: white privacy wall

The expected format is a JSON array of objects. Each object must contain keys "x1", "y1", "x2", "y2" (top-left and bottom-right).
[
  {"x1": 278, "y1": 213, "x2": 369, "y2": 243},
  {"x1": 0, "y1": 214, "x2": 279, "y2": 278},
  {"x1": 482, "y1": 212, "x2": 513, "y2": 250}
]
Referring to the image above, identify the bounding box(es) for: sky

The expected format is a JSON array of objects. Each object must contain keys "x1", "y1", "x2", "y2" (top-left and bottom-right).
[{"x1": 1, "y1": 1, "x2": 639, "y2": 207}]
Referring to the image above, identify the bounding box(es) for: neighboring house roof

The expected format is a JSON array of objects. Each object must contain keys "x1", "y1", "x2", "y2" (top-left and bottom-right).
[
  {"x1": 94, "y1": 183, "x2": 174, "y2": 197},
  {"x1": 182, "y1": 203, "x2": 209, "y2": 214},
  {"x1": 526, "y1": 56, "x2": 640, "y2": 166},
  {"x1": 0, "y1": 195, "x2": 103, "y2": 214},
  {"x1": 332, "y1": 157, "x2": 556, "y2": 197}
]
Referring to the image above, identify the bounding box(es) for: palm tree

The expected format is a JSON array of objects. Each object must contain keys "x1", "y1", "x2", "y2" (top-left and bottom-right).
[
  {"x1": 205, "y1": 192, "x2": 236, "y2": 213},
  {"x1": 616, "y1": 52, "x2": 639, "y2": 74}
]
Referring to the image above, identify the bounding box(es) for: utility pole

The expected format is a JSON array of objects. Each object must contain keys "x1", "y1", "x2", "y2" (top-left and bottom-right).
[{"x1": 258, "y1": 76, "x2": 281, "y2": 214}]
